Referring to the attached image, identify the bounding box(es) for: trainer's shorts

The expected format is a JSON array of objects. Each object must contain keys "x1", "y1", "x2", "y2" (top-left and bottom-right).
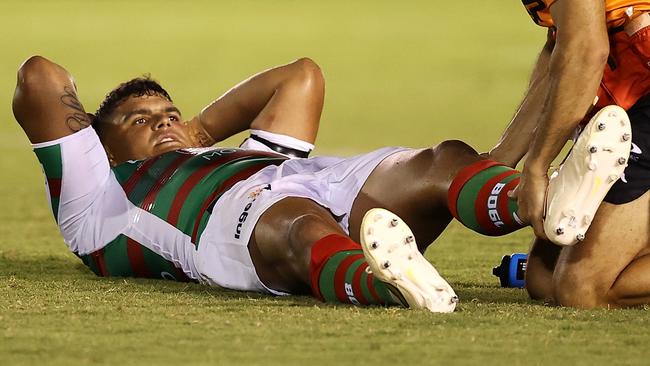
[
  {"x1": 592, "y1": 25, "x2": 650, "y2": 204},
  {"x1": 604, "y1": 94, "x2": 650, "y2": 204},
  {"x1": 597, "y1": 26, "x2": 650, "y2": 110},
  {"x1": 197, "y1": 147, "x2": 406, "y2": 294}
]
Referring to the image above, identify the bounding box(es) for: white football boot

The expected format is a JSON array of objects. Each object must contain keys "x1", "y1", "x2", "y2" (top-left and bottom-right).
[
  {"x1": 544, "y1": 105, "x2": 632, "y2": 246},
  {"x1": 360, "y1": 208, "x2": 458, "y2": 313}
]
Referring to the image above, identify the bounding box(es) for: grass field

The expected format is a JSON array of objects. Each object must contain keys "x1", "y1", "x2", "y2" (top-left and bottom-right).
[{"x1": 2, "y1": 1, "x2": 649, "y2": 365}]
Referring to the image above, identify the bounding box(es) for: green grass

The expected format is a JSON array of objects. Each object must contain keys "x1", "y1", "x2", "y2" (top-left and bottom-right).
[{"x1": 1, "y1": 1, "x2": 648, "y2": 365}]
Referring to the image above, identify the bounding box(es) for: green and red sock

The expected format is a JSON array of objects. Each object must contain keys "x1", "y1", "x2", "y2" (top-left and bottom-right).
[
  {"x1": 448, "y1": 160, "x2": 525, "y2": 236},
  {"x1": 309, "y1": 234, "x2": 398, "y2": 306}
]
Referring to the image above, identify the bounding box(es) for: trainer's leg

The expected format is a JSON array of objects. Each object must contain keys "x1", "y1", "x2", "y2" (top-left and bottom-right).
[
  {"x1": 552, "y1": 191, "x2": 650, "y2": 308},
  {"x1": 249, "y1": 197, "x2": 399, "y2": 305},
  {"x1": 525, "y1": 237, "x2": 561, "y2": 302},
  {"x1": 350, "y1": 140, "x2": 526, "y2": 251}
]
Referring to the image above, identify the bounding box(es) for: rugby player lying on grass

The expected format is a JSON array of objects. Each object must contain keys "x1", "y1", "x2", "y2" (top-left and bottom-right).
[{"x1": 12, "y1": 56, "x2": 628, "y2": 312}]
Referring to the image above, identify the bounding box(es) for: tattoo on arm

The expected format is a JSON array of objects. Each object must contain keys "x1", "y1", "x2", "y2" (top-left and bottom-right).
[{"x1": 60, "y1": 86, "x2": 91, "y2": 132}]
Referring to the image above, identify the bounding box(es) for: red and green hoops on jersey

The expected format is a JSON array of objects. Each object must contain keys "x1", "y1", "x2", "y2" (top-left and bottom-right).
[
  {"x1": 97, "y1": 148, "x2": 285, "y2": 280},
  {"x1": 36, "y1": 146, "x2": 286, "y2": 281}
]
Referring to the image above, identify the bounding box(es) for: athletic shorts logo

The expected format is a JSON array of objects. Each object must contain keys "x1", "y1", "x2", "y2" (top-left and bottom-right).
[{"x1": 234, "y1": 184, "x2": 271, "y2": 239}]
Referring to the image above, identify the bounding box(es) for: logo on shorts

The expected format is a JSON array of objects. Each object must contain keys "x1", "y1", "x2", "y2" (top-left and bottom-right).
[
  {"x1": 234, "y1": 184, "x2": 271, "y2": 239},
  {"x1": 248, "y1": 184, "x2": 271, "y2": 200}
]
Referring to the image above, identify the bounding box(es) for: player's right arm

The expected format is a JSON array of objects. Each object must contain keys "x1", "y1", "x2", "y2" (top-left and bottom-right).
[{"x1": 13, "y1": 55, "x2": 92, "y2": 143}]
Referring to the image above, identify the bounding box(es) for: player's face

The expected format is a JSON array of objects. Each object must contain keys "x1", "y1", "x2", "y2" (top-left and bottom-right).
[{"x1": 101, "y1": 94, "x2": 195, "y2": 165}]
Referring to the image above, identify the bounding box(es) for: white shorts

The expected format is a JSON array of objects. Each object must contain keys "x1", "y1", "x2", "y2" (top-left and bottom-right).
[{"x1": 196, "y1": 147, "x2": 406, "y2": 295}]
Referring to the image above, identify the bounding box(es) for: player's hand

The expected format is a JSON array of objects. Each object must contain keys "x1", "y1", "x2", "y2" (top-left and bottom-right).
[{"x1": 508, "y1": 170, "x2": 549, "y2": 240}]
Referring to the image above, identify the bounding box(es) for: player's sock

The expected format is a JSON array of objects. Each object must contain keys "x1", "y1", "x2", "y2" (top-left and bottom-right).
[
  {"x1": 309, "y1": 234, "x2": 400, "y2": 306},
  {"x1": 447, "y1": 160, "x2": 525, "y2": 236}
]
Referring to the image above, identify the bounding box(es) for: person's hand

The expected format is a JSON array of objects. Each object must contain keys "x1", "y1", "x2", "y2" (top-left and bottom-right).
[{"x1": 508, "y1": 170, "x2": 549, "y2": 240}]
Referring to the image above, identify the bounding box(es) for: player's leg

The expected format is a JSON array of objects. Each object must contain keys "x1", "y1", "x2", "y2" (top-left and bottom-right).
[
  {"x1": 248, "y1": 197, "x2": 348, "y2": 295},
  {"x1": 551, "y1": 191, "x2": 650, "y2": 308},
  {"x1": 249, "y1": 197, "x2": 457, "y2": 311},
  {"x1": 349, "y1": 140, "x2": 527, "y2": 251},
  {"x1": 250, "y1": 197, "x2": 406, "y2": 306}
]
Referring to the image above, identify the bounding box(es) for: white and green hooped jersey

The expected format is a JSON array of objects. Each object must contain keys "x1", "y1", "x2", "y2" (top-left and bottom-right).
[{"x1": 32, "y1": 128, "x2": 286, "y2": 283}]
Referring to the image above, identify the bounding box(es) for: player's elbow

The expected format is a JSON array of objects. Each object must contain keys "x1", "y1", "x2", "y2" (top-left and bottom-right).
[
  {"x1": 16, "y1": 55, "x2": 71, "y2": 94},
  {"x1": 289, "y1": 57, "x2": 325, "y2": 95},
  {"x1": 18, "y1": 56, "x2": 56, "y2": 88},
  {"x1": 14, "y1": 56, "x2": 72, "y2": 115}
]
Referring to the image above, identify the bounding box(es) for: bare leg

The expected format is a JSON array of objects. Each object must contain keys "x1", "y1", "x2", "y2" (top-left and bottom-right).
[
  {"x1": 249, "y1": 140, "x2": 486, "y2": 292},
  {"x1": 350, "y1": 140, "x2": 483, "y2": 251},
  {"x1": 525, "y1": 237, "x2": 561, "y2": 302},
  {"x1": 552, "y1": 191, "x2": 650, "y2": 308},
  {"x1": 249, "y1": 197, "x2": 345, "y2": 294}
]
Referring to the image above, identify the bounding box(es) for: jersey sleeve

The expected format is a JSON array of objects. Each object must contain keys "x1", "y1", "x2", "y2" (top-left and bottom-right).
[
  {"x1": 32, "y1": 127, "x2": 131, "y2": 255},
  {"x1": 239, "y1": 130, "x2": 314, "y2": 158}
]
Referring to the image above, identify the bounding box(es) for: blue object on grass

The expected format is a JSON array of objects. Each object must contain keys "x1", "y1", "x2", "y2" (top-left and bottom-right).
[{"x1": 492, "y1": 253, "x2": 527, "y2": 288}]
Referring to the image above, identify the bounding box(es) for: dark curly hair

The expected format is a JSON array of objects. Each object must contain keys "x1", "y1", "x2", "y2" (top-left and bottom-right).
[{"x1": 91, "y1": 76, "x2": 172, "y2": 132}]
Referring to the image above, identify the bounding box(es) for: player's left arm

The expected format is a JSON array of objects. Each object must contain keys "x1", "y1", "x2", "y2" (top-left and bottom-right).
[
  {"x1": 515, "y1": 0, "x2": 609, "y2": 236},
  {"x1": 185, "y1": 58, "x2": 324, "y2": 155}
]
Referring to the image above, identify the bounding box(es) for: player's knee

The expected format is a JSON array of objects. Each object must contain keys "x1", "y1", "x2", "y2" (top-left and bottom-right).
[
  {"x1": 431, "y1": 140, "x2": 479, "y2": 163},
  {"x1": 415, "y1": 140, "x2": 480, "y2": 178},
  {"x1": 286, "y1": 212, "x2": 335, "y2": 273},
  {"x1": 287, "y1": 213, "x2": 329, "y2": 247}
]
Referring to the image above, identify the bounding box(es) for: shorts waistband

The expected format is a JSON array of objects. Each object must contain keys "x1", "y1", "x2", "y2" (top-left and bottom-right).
[{"x1": 625, "y1": 12, "x2": 650, "y2": 36}]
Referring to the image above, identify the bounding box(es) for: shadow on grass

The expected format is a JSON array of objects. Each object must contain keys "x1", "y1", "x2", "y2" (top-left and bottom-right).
[
  {"x1": 1, "y1": 252, "x2": 535, "y2": 308},
  {"x1": 453, "y1": 282, "x2": 533, "y2": 306},
  {"x1": 0, "y1": 251, "x2": 320, "y2": 306}
]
